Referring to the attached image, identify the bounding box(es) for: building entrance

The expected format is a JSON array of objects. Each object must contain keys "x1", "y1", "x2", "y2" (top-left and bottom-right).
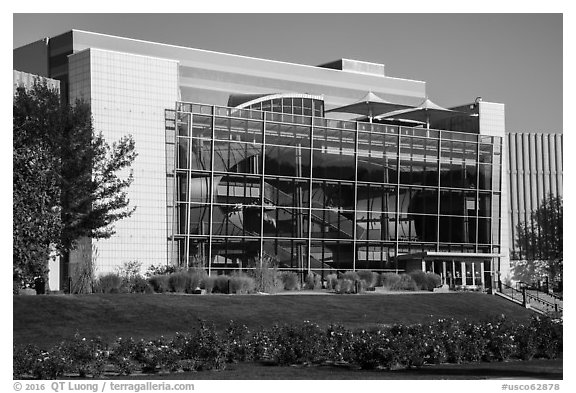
[{"x1": 399, "y1": 251, "x2": 499, "y2": 290}]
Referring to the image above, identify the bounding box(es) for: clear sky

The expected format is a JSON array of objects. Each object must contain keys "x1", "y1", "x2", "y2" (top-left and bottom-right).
[{"x1": 13, "y1": 13, "x2": 563, "y2": 133}]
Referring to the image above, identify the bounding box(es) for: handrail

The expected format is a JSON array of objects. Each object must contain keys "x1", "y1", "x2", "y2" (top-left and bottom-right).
[
  {"x1": 517, "y1": 280, "x2": 563, "y2": 301},
  {"x1": 501, "y1": 281, "x2": 562, "y2": 314},
  {"x1": 500, "y1": 282, "x2": 523, "y2": 303},
  {"x1": 525, "y1": 292, "x2": 562, "y2": 312}
]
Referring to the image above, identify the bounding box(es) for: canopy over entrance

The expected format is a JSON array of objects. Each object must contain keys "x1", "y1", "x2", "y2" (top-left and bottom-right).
[
  {"x1": 396, "y1": 251, "x2": 503, "y2": 261},
  {"x1": 397, "y1": 251, "x2": 503, "y2": 289}
]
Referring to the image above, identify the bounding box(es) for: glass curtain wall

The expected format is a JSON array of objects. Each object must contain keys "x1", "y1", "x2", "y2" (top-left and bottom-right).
[{"x1": 166, "y1": 102, "x2": 502, "y2": 274}]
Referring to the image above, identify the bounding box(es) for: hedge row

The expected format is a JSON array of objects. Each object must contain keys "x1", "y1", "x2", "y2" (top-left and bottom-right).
[
  {"x1": 91, "y1": 268, "x2": 447, "y2": 295},
  {"x1": 13, "y1": 315, "x2": 562, "y2": 379}
]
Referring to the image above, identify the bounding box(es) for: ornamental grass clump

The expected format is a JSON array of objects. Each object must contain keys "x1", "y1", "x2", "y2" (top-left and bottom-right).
[
  {"x1": 304, "y1": 272, "x2": 322, "y2": 290},
  {"x1": 168, "y1": 271, "x2": 189, "y2": 293},
  {"x1": 94, "y1": 273, "x2": 123, "y2": 293},
  {"x1": 280, "y1": 271, "x2": 300, "y2": 291},
  {"x1": 186, "y1": 268, "x2": 207, "y2": 292},
  {"x1": 129, "y1": 275, "x2": 154, "y2": 294},
  {"x1": 202, "y1": 275, "x2": 215, "y2": 294},
  {"x1": 357, "y1": 271, "x2": 379, "y2": 289},
  {"x1": 148, "y1": 274, "x2": 170, "y2": 293},
  {"x1": 250, "y1": 256, "x2": 283, "y2": 293},
  {"x1": 379, "y1": 273, "x2": 402, "y2": 290},
  {"x1": 409, "y1": 270, "x2": 441, "y2": 291},
  {"x1": 335, "y1": 278, "x2": 354, "y2": 294},
  {"x1": 326, "y1": 273, "x2": 338, "y2": 290},
  {"x1": 213, "y1": 275, "x2": 230, "y2": 293},
  {"x1": 390, "y1": 274, "x2": 418, "y2": 291},
  {"x1": 229, "y1": 273, "x2": 256, "y2": 294}
]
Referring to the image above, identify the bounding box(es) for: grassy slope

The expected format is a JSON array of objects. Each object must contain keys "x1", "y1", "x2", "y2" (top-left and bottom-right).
[
  {"x1": 13, "y1": 292, "x2": 536, "y2": 347},
  {"x1": 116, "y1": 359, "x2": 563, "y2": 380}
]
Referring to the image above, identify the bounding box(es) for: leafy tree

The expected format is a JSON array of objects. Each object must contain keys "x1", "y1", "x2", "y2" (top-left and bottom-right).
[
  {"x1": 13, "y1": 82, "x2": 62, "y2": 288},
  {"x1": 514, "y1": 194, "x2": 563, "y2": 284},
  {"x1": 13, "y1": 80, "x2": 137, "y2": 289},
  {"x1": 57, "y1": 97, "x2": 137, "y2": 253}
]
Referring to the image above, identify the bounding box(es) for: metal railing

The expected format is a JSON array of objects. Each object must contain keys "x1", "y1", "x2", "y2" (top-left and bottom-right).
[
  {"x1": 499, "y1": 280, "x2": 562, "y2": 315},
  {"x1": 499, "y1": 281, "x2": 524, "y2": 304}
]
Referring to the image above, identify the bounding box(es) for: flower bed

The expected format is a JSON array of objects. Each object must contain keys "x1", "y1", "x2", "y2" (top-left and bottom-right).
[{"x1": 13, "y1": 316, "x2": 562, "y2": 379}]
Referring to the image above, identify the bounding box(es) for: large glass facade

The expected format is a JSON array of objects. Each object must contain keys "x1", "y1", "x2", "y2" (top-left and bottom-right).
[{"x1": 166, "y1": 102, "x2": 502, "y2": 275}]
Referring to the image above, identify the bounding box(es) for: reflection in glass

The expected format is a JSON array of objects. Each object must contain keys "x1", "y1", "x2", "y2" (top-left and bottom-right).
[{"x1": 167, "y1": 105, "x2": 503, "y2": 273}]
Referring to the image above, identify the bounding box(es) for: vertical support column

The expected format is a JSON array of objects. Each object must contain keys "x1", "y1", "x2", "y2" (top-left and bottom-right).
[
  {"x1": 461, "y1": 261, "x2": 466, "y2": 286},
  {"x1": 184, "y1": 111, "x2": 194, "y2": 269},
  {"x1": 352, "y1": 121, "x2": 359, "y2": 272},
  {"x1": 452, "y1": 260, "x2": 456, "y2": 286},
  {"x1": 395, "y1": 130, "x2": 401, "y2": 266},
  {"x1": 307, "y1": 117, "x2": 314, "y2": 275},
  {"x1": 421, "y1": 258, "x2": 426, "y2": 272},
  {"x1": 442, "y1": 261, "x2": 447, "y2": 285},
  {"x1": 436, "y1": 132, "x2": 442, "y2": 252},
  {"x1": 295, "y1": 143, "x2": 303, "y2": 274},
  {"x1": 207, "y1": 106, "x2": 216, "y2": 275},
  {"x1": 480, "y1": 260, "x2": 485, "y2": 287},
  {"x1": 475, "y1": 139, "x2": 480, "y2": 252},
  {"x1": 259, "y1": 112, "x2": 267, "y2": 267},
  {"x1": 170, "y1": 106, "x2": 179, "y2": 268}
]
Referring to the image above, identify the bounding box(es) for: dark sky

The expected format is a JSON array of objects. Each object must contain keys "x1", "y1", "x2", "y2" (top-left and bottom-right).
[{"x1": 13, "y1": 13, "x2": 563, "y2": 133}]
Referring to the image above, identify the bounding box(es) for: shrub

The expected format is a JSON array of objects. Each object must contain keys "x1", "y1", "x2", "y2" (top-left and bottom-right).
[
  {"x1": 258, "y1": 321, "x2": 329, "y2": 365},
  {"x1": 513, "y1": 323, "x2": 539, "y2": 360},
  {"x1": 128, "y1": 275, "x2": 154, "y2": 294},
  {"x1": 482, "y1": 316, "x2": 516, "y2": 362},
  {"x1": 250, "y1": 255, "x2": 283, "y2": 293},
  {"x1": 304, "y1": 272, "x2": 322, "y2": 290},
  {"x1": 326, "y1": 273, "x2": 338, "y2": 290},
  {"x1": 408, "y1": 270, "x2": 427, "y2": 290},
  {"x1": 186, "y1": 268, "x2": 207, "y2": 292},
  {"x1": 280, "y1": 271, "x2": 300, "y2": 291},
  {"x1": 390, "y1": 274, "x2": 418, "y2": 291},
  {"x1": 409, "y1": 270, "x2": 442, "y2": 291},
  {"x1": 351, "y1": 329, "x2": 398, "y2": 369},
  {"x1": 168, "y1": 271, "x2": 189, "y2": 293},
  {"x1": 187, "y1": 320, "x2": 228, "y2": 371},
  {"x1": 340, "y1": 271, "x2": 359, "y2": 282},
  {"x1": 380, "y1": 273, "x2": 402, "y2": 290},
  {"x1": 530, "y1": 316, "x2": 563, "y2": 359},
  {"x1": 60, "y1": 333, "x2": 106, "y2": 377},
  {"x1": 94, "y1": 273, "x2": 123, "y2": 293},
  {"x1": 335, "y1": 278, "x2": 354, "y2": 294},
  {"x1": 145, "y1": 264, "x2": 179, "y2": 278},
  {"x1": 225, "y1": 321, "x2": 254, "y2": 362},
  {"x1": 148, "y1": 274, "x2": 170, "y2": 293},
  {"x1": 357, "y1": 271, "x2": 379, "y2": 288},
  {"x1": 31, "y1": 346, "x2": 69, "y2": 379},
  {"x1": 13, "y1": 315, "x2": 564, "y2": 379},
  {"x1": 229, "y1": 274, "x2": 256, "y2": 294},
  {"x1": 425, "y1": 272, "x2": 442, "y2": 290},
  {"x1": 213, "y1": 275, "x2": 230, "y2": 293},
  {"x1": 13, "y1": 345, "x2": 42, "y2": 379},
  {"x1": 203, "y1": 276, "x2": 216, "y2": 294}
]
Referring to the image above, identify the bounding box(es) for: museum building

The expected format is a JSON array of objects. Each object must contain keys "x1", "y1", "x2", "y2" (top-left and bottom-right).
[{"x1": 14, "y1": 30, "x2": 509, "y2": 290}]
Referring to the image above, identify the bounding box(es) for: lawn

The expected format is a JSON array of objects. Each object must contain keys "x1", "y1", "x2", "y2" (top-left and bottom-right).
[
  {"x1": 111, "y1": 358, "x2": 563, "y2": 380},
  {"x1": 13, "y1": 292, "x2": 537, "y2": 347}
]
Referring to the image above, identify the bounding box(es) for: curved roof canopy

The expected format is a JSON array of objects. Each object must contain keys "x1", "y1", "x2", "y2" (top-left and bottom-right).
[{"x1": 228, "y1": 92, "x2": 324, "y2": 109}]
